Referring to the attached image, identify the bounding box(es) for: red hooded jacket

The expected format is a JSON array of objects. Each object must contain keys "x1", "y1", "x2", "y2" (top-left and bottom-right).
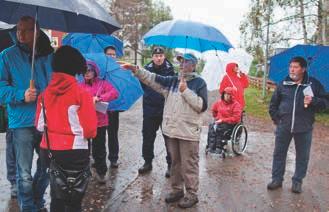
[
  {"x1": 35, "y1": 72, "x2": 97, "y2": 151},
  {"x1": 219, "y1": 63, "x2": 249, "y2": 108},
  {"x1": 212, "y1": 87, "x2": 243, "y2": 124}
]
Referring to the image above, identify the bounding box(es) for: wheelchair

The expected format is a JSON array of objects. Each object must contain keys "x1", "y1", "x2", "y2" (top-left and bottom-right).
[{"x1": 205, "y1": 113, "x2": 248, "y2": 158}]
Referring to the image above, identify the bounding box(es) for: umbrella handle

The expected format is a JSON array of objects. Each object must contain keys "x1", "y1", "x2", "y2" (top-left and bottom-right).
[{"x1": 30, "y1": 80, "x2": 35, "y2": 89}]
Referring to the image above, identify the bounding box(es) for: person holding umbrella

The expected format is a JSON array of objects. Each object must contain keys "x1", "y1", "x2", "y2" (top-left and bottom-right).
[
  {"x1": 120, "y1": 53, "x2": 207, "y2": 208},
  {"x1": 138, "y1": 47, "x2": 175, "y2": 177},
  {"x1": 0, "y1": 16, "x2": 53, "y2": 211}
]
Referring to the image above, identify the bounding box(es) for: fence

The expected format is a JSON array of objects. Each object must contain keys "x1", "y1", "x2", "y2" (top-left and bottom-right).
[{"x1": 248, "y1": 76, "x2": 276, "y2": 92}]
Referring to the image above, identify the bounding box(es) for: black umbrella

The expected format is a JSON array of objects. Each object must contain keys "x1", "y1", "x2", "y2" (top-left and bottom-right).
[{"x1": 0, "y1": 0, "x2": 121, "y2": 88}]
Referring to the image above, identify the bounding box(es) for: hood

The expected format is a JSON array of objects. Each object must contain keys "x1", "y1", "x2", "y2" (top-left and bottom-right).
[
  {"x1": 226, "y1": 62, "x2": 238, "y2": 76},
  {"x1": 17, "y1": 28, "x2": 54, "y2": 57},
  {"x1": 221, "y1": 86, "x2": 237, "y2": 102},
  {"x1": 86, "y1": 60, "x2": 100, "y2": 77},
  {"x1": 47, "y1": 72, "x2": 77, "y2": 95}
]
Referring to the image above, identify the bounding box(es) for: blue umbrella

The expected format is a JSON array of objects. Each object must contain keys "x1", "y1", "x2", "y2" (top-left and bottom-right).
[
  {"x1": 269, "y1": 44, "x2": 329, "y2": 92},
  {"x1": 143, "y1": 20, "x2": 233, "y2": 52},
  {"x1": 83, "y1": 53, "x2": 143, "y2": 111},
  {"x1": 63, "y1": 33, "x2": 124, "y2": 57},
  {"x1": 0, "y1": 0, "x2": 120, "y2": 34}
]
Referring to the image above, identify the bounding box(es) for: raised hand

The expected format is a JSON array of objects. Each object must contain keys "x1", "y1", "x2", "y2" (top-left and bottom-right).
[{"x1": 179, "y1": 77, "x2": 187, "y2": 92}]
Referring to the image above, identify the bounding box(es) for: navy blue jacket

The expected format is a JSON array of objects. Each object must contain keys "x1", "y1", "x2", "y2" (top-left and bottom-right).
[
  {"x1": 142, "y1": 59, "x2": 175, "y2": 117},
  {"x1": 269, "y1": 72, "x2": 329, "y2": 133}
]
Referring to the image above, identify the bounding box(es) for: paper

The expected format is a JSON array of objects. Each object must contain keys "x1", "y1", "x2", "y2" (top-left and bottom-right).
[
  {"x1": 303, "y1": 86, "x2": 314, "y2": 108},
  {"x1": 95, "y1": 101, "x2": 109, "y2": 114}
]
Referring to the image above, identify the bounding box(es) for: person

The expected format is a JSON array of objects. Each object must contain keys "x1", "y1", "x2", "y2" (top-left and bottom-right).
[
  {"x1": 80, "y1": 61, "x2": 118, "y2": 183},
  {"x1": 120, "y1": 53, "x2": 208, "y2": 208},
  {"x1": 219, "y1": 62, "x2": 249, "y2": 108},
  {"x1": 0, "y1": 16, "x2": 53, "y2": 211},
  {"x1": 35, "y1": 45, "x2": 98, "y2": 211},
  {"x1": 104, "y1": 45, "x2": 121, "y2": 168},
  {"x1": 267, "y1": 56, "x2": 329, "y2": 193},
  {"x1": 138, "y1": 46, "x2": 175, "y2": 177},
  {"x1": 207, "y1": 87, "x2": 242, "y2": 154}
]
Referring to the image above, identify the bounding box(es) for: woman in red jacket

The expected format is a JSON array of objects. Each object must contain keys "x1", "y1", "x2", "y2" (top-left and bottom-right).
[
  {"x1": 219, "y1": 63, "x2": 249, "y2": 108},
  {"x1": 35, "y1": 46, "x2": 97, "y2": 212},
  {"x1": 207, "y1": 87, "x2": 242, "y2": 154}
]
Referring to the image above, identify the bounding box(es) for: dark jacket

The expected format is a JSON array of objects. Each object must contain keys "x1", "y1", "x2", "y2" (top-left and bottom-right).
[
  {"x1": 142, "y1": 59, "x2": 175, "y2": 117},
  {"x1": 269, "y1": 72, "x2": 329, "y2": 133}
]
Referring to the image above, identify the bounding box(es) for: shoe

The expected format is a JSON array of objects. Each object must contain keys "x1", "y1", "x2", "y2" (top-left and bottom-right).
[
  {"x1": 38, "y1": 208, "x2": 48, "y2": 212},
  {"x1": 178, "y1": 194, "x2": 199, "y2": 208},
  {"x1": 110, "y1": 161, "x2": 119, "y2": 168},
  {"x1": 267, "y1": 180, "x2": 282, "y2": 190},
  {"x1": 95, "y1": 173, "x2": 106, "y2": 184},
  {"x1": 165, "y1": 191, "x2": 184, "y2": 203},
  {"x1": 10, "y1": 184, "x2": 17, "y2": 199},
  {"x1": 138, "y1": 162, "x2": 152, "y2": 174},
  {"x1": 165, "y1": 165, "x2": 171, "y2": 178},
  {"x1": 291, "y1": 181, "x2": 302, "y2": 193}
]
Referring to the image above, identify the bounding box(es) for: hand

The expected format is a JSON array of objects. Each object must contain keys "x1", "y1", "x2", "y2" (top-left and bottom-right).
[
  {"x1": 304, "y1": 95, "x2": 312, "y2": 107},
  {"x1": 215, "y1": 119, "x2": 222, "y2": 124},
  {"x1": 24, "y1": 88, "x2": 37, "y2": 103},
  {"x1": 93, "y1": 96, "x2": 100, "y2": 104},
  {"x1": 179, "y1": 77, "x2": 187, "y2": 92},
  {"x1": 119, "y1": 61, "x2": 139, "y2": 74}
]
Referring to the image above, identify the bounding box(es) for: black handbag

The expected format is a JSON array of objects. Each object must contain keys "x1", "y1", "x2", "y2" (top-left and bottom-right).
[{"x1": 41, "y1": 95, "x2": 91, "y2": 202}]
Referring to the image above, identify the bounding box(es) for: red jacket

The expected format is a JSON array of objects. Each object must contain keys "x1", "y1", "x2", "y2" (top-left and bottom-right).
[
  {"x1": 35, "y1": 72, "x2": 97, "y2": 151},
  {"x1": 212, "y1": 96, "x2": 242, "y2": 124},
  {"x1": 219, "y1": 63, "x2": 249, "y2": 108}
]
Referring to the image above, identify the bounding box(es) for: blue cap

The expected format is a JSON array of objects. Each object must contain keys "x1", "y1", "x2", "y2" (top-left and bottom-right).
[{"x1": 176, "y1": 53, "x2": 198, "y2": 64}]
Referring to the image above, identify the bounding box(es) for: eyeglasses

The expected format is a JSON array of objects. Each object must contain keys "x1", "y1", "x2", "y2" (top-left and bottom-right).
[{"x1": 17, "y1": 28, "x2": 35, "y2": 34}]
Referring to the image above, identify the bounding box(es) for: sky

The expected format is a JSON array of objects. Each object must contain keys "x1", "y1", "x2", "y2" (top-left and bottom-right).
[{"x1": 163, "y1": 0, "x2": 250, "y2": 48}]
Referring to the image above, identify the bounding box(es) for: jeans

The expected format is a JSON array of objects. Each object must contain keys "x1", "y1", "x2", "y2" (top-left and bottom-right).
[
  {"x1": 6, "y1": 131, "x2": 16, "y2": 185},
  {"x1": 142, "y1": 116, "x2": 171, "y2": 165},
  {"x1": 271, "y1": 126, "x2": 313, "y2": 183},
  {"x1": 92, "y1": 127, "x2": 107, "y2": 175},
  {"x1": 107, "y1": 111, "x2": 119, "y2": 163},
  {"x1": 11, "y1": 127, "x2": 49, "y2": 211}
]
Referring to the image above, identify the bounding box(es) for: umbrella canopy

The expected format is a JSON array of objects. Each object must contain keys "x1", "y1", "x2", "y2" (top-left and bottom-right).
[
  {"x1": 143, "y1": 19, "x2": 233, "y2": 52},
  {"x1": 83, "y1": 53, "x2": 143, "y2": 111},
  {"x1": 62, "y1": 33, "x2": 124, "y2": 57},
  {"x1": 0, "y1": 0, "x2": 120, "y2": 34},
  {"x1": 269, "y1": 44, "x2": 329, "y2": 92},
  {"x1": 0, "y1": 21, "x2": 14, "y2": 29}
]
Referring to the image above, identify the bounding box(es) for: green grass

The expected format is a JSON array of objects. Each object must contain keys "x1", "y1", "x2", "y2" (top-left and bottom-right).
[{"x1": 245, "y1": 87, "x2": 329, "y2": 126}]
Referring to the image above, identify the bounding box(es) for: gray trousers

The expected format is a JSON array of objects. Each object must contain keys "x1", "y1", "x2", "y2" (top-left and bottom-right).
[{"x1": 167, "y1": 137, "x2": 199, "y2": 196}]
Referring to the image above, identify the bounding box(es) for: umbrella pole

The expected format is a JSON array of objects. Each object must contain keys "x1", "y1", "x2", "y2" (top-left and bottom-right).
[{"x1": 30, "y1": 10, "x2": 38, "y2": 89}]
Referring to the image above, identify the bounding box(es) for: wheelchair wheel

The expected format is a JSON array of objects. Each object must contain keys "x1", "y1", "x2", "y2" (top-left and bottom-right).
[{"x1": 231, "y1": 124, "x2": 248, "y2": 155}]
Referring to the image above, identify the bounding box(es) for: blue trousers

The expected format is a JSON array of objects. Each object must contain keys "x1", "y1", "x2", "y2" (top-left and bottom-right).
[
  {"x1": 10, "y1": 127, "x2": 49, "y2": 211},
  {"x1": 6, "y1": 131, "x2": 16, "y2": 185},
  {"x1": 271, "y1": 126, "x2": 313, "y2": 183}
]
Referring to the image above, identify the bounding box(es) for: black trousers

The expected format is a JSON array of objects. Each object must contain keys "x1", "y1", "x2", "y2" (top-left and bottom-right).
[
  {"x1": 107, "y1": 111, "x2": 119, "y2": 163},
  {"x1": 40, "y1": 149, "x2": 89, "y2": 212},
  {"x1": 142, "y1": 116, "x2": 171, "y2": 165},
  {"x1": 207, "y1": 123, "x2": 235, "y2": 149},
  {"x1": 92, "y1": 126, "x2": 107, "y2": 175}
]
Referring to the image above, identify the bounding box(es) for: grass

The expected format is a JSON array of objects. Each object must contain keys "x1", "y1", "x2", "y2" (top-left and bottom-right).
[{"x1": 244, "y1": 86, "x2": 329, "y2": 127}]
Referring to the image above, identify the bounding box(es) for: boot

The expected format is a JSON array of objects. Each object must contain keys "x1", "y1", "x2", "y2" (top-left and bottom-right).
[
  {"x1": 165, "y1": 190, "x2": 184, "y2": 203},
  {"x1": 178, "y1": 193, "x2": 199, "y2": 208},
  {"x1": 267, "y1": 180, "x2": 282, "y2": 190},
  {"x1": 138, "y1": 162, "x2": 152, "y2": 174},
  {"x1": 291, "y1": 181, "x2": 302, "y2": 193}
]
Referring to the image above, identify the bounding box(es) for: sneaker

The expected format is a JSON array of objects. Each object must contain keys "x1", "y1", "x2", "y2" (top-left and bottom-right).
[
  {"x1": 165, "y1": 165, "x2": 171, "y2": 178},
  {"x1": 10, "y1": 184, "x2": 17, "y2": 199},
  {"x1": 95, "y1": 173, "x2": 106, "y2": 184},
  {"x1": 110, "y1": 161, "x2": 119, "y2": 168},
  {"x1": 138, "y1": 162, "x2": 152, "y2": 174},
  {"x1": 178, "y1": 194, "x2": 199, "y2": 208},
  {"x1": 165, "y1": 191, "x2": 184, "y2": 203},
  {"x1": 267, "y1": 180, "x2": 282, "y2": 190},
  {"x1": 291, "y1": 181, "x2": 302, "y2": 193}
]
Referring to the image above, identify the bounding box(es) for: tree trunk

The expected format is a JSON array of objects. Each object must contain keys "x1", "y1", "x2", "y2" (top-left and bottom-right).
[
  {"x1": 298, "y1": 0, "x2": 308, "y2": 44},
  {"x1": 323, "y1": 0, "x2": 329, "y2": 44}
]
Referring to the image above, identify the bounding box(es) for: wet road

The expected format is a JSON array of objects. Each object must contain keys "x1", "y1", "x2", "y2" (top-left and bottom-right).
[{"x1": 1, "y1": 99, "x2": 329, "y2": 211}]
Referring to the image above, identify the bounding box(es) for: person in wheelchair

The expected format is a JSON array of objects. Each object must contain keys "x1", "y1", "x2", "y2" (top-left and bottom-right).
[{"x1": 207, "y1": 87, "x2": 242, "y2": 154}]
